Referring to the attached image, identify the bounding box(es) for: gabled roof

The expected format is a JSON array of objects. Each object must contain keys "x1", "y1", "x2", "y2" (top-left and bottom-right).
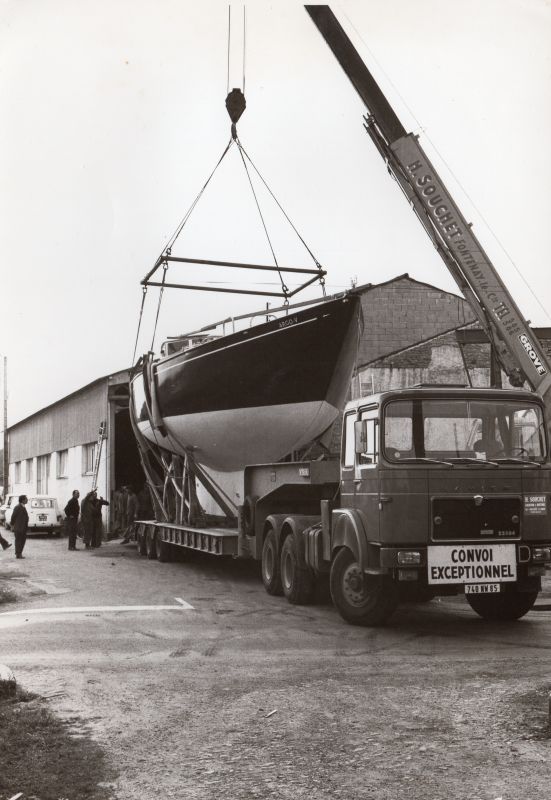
[
  {"x1": 9, "y1": 368, "x2": 130, "y2": 431},
  {"x1": 353, "y1": 272, "x2": 465, "y2": 300}
]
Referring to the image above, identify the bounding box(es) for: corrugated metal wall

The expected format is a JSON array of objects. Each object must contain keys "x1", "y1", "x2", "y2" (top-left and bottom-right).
[{"x1": 9, "y1": 380, "x2": 108, "y2": 461}]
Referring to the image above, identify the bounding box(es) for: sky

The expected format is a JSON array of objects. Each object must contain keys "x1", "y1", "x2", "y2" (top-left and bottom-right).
[{"x1": 1, "y1": 0, "x2": 550, "y2": 425}]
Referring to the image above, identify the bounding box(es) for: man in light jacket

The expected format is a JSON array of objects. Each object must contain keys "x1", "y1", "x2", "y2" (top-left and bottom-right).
[{"x1": 11, "y1": 495, "x2": 29, "y2": 559}]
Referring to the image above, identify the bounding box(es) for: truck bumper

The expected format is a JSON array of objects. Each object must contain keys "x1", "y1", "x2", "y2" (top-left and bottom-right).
[{"x1": 375, "y1": 543, "x2": 550, "y2": 593}]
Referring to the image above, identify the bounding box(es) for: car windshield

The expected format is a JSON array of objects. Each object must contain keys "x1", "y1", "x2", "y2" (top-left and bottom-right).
[
  {"x1": 30, "y1": 499, "x2": 54, "y2": 508},
  {"x1": 383, "y1": 398, "x2": 547, "y2": 463}
]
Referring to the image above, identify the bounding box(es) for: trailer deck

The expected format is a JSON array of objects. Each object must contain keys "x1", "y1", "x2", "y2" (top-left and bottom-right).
[{"x1": 135, "y1": 520, "x2": 239, "y2": 557}]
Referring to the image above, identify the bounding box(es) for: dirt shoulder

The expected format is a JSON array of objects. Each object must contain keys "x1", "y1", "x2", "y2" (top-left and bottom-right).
[{"x1": 0, "y1": 688, "x2": 116, "y2": 800}]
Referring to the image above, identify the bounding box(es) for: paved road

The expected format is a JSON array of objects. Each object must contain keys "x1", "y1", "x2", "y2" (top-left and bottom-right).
[{"x1": 1, "y1": 533, "x2": 551, "y2": 799}]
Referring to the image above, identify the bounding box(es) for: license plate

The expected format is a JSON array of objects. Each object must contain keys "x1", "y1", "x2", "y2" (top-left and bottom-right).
[
  {"x1": 428, "y1": 543, "x2": 517, "y2": 585},
  {"x1": 38, "y1": 514, "x2": 47, "y2": 521},
  {"x1": 465, "y1": 583, "x2": 501, "y2": 595}
]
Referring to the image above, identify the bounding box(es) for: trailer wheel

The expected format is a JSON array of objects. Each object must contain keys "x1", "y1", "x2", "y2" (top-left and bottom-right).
[
  {"x1": 466, "y1": 590, "x2": 538, "y2": 621},
  {"x1": 145, "y1": 528, "x2": 157, "y2": 560},
  {"x1": 156, "y1": 535, "x2": 172, "y2": 563},
  {"x1": 280, "y1": 534, "x2": 314, "y2": 605},
  {"x1": 330, "y1": 547, "x2": 398, "y2": 626},
  {"x1": 261, "y1": 529, "x2": 283, "y2": 596}
]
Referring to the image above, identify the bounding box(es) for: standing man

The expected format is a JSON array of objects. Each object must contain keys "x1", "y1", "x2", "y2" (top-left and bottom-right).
[
  {"x1": 64, "y1": 490, "x2": 80, "y2": 551},
  {"x1": 121, "y1": 486, "x2": 138, "y2": 544},
  {"x1": 81, "y1": 490, "x2": 96, "y2": 549},
  {"x1": 91, "y1": 494, "x2": 109, "y2": 548},
  {"x1": 10, "y1": 495, "x2": 29, "y2": 559}
]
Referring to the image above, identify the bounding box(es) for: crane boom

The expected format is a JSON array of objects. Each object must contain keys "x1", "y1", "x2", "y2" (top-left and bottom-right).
[{"x1": 305, "y1": 5, "x2": 551, "y2": 404}]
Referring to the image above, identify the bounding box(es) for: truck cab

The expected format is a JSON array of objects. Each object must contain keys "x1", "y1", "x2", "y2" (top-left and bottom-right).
[{"x1": 330, "y1": 386, "x2": 551, "y2": 624}]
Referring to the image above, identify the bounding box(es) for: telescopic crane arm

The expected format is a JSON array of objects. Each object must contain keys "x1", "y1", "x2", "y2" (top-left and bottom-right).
[{"x1": 305, "y1": 5, "x2": 551, "y2": 407}]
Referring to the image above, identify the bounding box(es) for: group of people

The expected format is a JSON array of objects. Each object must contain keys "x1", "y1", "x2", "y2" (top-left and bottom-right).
[
  {"x1": 65, "y1": 485, "x2": 140, "y2": 549},
  {"x1": 0, "y1": 485, "x2": 143, "y2": 558},
  {"x1": 64, "y1": 489, "x2": 109, "y2": 550}
]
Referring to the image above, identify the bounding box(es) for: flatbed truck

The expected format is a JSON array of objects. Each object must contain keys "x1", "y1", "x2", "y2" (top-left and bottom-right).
[
  {"x1": 133, "y1": 385, "x2": 551, "y2": 625},
  {"x1": 130, "y1": 6, "x2": 551, "y2": 625}
]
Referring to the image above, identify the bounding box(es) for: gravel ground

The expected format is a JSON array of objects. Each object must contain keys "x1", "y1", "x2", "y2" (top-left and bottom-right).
[{"x1": 1, "y1": 536, "x2": 551, "y2": 799}]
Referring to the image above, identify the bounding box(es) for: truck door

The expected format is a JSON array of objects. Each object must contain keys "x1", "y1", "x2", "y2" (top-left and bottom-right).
[
  {"x1": 341, "y1": 410, "x2": 357, "y2": 507},
  {"x1": 355, "y1": 406, "x2": 380, "y2": 540}
]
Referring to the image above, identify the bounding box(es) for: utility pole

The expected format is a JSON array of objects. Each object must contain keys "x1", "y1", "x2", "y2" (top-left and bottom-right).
[{"x1": 3, "y1": 357, "x2": 8, "y2": 496}]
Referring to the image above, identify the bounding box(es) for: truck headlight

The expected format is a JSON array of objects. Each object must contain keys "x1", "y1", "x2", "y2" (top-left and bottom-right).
[
  {"x1": 532, "y1": 547, "x2": 551, "y2": 562},
  {"x1": 397, "y1": 550, "x2": 421, "y2": 565}
]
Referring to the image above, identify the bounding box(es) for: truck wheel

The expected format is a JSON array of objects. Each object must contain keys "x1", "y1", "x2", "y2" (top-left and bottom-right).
[
  {"x1": 330, "y1": 547, "x2": 398, "y2": 626},
  {"x1": 261, "y1": 529, "x2": 283, "y2": 596},
  {"x1": 280, "y1": 534, "x2": 314, "y2": 605},
  {"x1": 156, "y1": 535, "x2": 172, "y2": 563},
  {"x1": 146, "y1": 528, "x2": 157, "y2": 560},
  {"x1": 466, "y1": 590, "x2": 538, "y2": 621}
]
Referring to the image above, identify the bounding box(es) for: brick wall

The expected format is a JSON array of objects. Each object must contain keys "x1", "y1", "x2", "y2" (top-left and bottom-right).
[{"x1": 356, "y1": 275, "x2": 475, "y2": 366}]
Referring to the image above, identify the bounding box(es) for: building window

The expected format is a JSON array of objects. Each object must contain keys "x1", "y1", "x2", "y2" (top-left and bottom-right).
[
  {"x1": 57, "y1": 449, "x2": 68, "y2": 478},
  {"x1": 14, "y1": 461, "x2": 21, "y2": 483},
  {"x1": 82, "y1": 443, "x2": 96, "y2": 475},
  {"x1": 37, "y1": 454, "x2": 50, "y2": 494},
  {"x1": 26, "y1": 459, "x2": 33, "y2": 483}
]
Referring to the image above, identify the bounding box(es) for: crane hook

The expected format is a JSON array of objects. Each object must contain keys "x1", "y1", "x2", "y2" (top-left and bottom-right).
[{"x1": 225, "y1": 88, "x2": 246, "y2": 140}]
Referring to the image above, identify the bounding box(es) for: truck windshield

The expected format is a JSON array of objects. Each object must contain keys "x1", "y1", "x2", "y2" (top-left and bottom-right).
[{"x1": 383, "y1": 399, "x2": 547, "y2": 464}]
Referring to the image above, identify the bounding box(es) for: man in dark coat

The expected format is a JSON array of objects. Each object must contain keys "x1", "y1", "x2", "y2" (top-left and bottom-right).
[
  {"x1": 121, "y1": 486, "x2": 138, "y2": 544},
  {"x1": 64, "y1": 490, "x2": 80, "y2": 551},
  {"x1": 91, "y1": 494, "x2": 109, "y2": 548},
  {"x1": 10, "y1": 495, "x2": 29, "y2": 559},
  {"x1": 81, "y1": 491, "x2": 96, "y2": 549}
]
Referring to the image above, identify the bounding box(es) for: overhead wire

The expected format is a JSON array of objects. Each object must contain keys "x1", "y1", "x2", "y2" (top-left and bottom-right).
[
  {"x1": 226, "y1": 6, "x2": 231, "y2": 95},
  {"x1": 235, "y1": 142, "x2": 288, "y2": 297},
  {"x1": 242, "y1": 6, "x2": 246, "y2": 94}
]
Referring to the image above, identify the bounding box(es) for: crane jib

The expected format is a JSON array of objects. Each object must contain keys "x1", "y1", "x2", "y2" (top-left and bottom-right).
[{"x1": 391, "y1": 133, "x2": 549, "y2": 388}]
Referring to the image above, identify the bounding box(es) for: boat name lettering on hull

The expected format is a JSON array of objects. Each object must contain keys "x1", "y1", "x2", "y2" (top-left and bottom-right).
[{"x1": 278, "y1": 315, "x2": 299, "y2": 329}]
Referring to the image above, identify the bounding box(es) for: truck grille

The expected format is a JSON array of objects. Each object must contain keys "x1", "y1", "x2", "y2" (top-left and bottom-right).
[{"x1": 432, "y1": 497, "x2": 520, "y2": 541}]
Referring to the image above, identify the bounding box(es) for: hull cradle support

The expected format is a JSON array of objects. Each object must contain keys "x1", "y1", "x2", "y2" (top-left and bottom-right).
[{"x1": 129, "y1": 383, "x2": 238, "y2": 528}]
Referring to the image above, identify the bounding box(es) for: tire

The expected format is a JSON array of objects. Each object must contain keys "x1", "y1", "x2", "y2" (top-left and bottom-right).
[
  {"x1": 137, "y1": 529, "x2": 147, "y2": 557},
  {"x1": 466, "y1": 590, "x2": 538, "y2": 621},
  {"x1": 145, "y1": 528, "x2": 157, "y2": 560},
  {"x1": 156, "y1": 535, "x2": 173, "y2": 563},
  {"x1": 261, "y1": 529, "x2": 283, "y2": 596},
  {"x1": 280, "y1": 534, "x2": 314, "y2": 605},
  {"x1": 330, "y1": 547, "x2": 398, "y2": 626}
]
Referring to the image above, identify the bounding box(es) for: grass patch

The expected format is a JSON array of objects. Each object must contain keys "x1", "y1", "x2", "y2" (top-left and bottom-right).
[
  {"x1": 0, "y1": 689, "x2": 116, "y2": 800},
  {"x1": 509, "y1": 684, "x2": 551, "y2": 740},
  {"x1": 0, "y1": 586, "x2": 17, "y2": 605}
]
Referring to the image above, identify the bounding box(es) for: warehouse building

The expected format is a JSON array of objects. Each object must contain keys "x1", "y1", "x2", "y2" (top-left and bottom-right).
[{"x1": 7, "y1": 368, "x2": 144, "y2": 532}]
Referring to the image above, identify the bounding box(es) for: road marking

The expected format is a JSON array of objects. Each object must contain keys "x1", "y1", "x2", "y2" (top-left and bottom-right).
[
  {"x1": 174, "y1": 596, "x2": 193, "y2": 608},
  {"x1": 0, "y1": 599, "x2": 194, "y2": 617}
]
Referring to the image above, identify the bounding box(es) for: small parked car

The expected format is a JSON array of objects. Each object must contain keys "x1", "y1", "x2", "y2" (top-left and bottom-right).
[
  {"x1": 0, "y1": 493, "x2": 18, "y2": 524},
  {"x1": 4, "y1": 495, "x2": 63, "y2": 535}
]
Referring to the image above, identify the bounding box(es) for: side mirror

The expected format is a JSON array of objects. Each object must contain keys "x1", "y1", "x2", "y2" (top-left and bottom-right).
[{"x1": 354, "y1": 420, "x2": 367, "y2": 454}]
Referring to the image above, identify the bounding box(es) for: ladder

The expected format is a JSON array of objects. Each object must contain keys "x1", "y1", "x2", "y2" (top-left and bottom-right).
[{"x1": 91, "y1": 421, "x2": 106, "y2": 492}]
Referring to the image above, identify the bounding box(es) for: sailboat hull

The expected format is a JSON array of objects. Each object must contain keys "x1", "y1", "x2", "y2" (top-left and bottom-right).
[{"x1": 131, "y1": 295, "x2": 361, "y2": 471}]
